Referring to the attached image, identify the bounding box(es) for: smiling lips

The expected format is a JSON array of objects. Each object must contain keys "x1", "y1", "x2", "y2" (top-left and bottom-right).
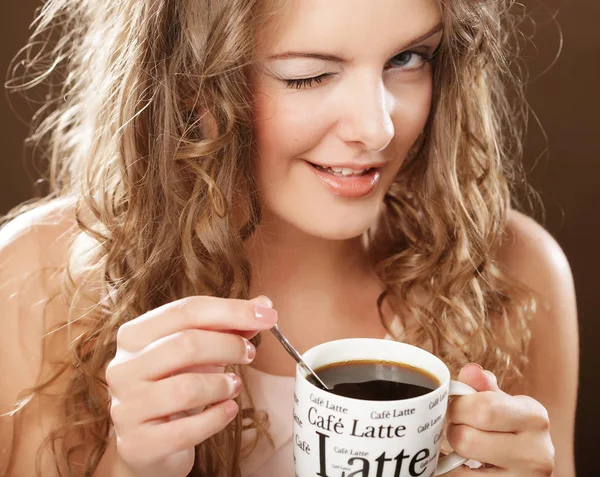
[{"x1": 305, "y1": 160, "x2": 382, "y2": 198}]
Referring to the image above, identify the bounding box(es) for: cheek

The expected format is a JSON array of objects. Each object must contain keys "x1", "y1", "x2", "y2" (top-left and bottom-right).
[
  {"x1": 390, "y1": 78, "x2": 433, "y2": 152},
  {"x1": 254, "y1": 89, "x2": 328, "y2": 178}
]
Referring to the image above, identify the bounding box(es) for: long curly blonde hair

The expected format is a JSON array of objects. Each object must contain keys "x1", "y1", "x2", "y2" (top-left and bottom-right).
[{"x1": 4, "y1": 0, "x2": 535, "y2": 475}]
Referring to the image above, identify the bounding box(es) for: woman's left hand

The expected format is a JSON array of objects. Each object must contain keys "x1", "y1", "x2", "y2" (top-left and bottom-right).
[{"x1": 446, "y1": 363, "x2": 555, "y2": 476}]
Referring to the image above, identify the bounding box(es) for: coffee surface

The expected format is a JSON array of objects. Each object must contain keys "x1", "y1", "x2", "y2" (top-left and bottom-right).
[{"x1": 307, "y1": 360, "x2": 439, "y2": 401}]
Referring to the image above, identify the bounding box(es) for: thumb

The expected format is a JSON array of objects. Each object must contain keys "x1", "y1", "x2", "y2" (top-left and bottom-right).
[{"x1": 457, "y1": 363, "x2": 503, "y2": 393}]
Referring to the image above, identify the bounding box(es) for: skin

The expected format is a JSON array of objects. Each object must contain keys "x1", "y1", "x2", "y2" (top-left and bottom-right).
[{"x1": 0, "y1": 1, "x2": 577, "y2": 477}]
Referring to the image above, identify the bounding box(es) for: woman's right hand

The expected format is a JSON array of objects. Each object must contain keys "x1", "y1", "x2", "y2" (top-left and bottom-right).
[{"x1": 105, "y1": 295, "x2": 277, "y2": 477}]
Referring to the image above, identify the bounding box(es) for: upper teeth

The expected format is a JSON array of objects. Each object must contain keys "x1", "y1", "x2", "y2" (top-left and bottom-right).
[{"x1": 330, "y1": 167, "x2": 366, "y2": 176}]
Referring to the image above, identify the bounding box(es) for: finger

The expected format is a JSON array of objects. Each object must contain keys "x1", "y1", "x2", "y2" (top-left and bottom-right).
[
  {"x1": 448, "y1": 392, "x2": 551, "y2": 433},
  {"x1": 142, "y1": 330, "x2": 255, "y2": 380},
  {"x1": 232, "y1": 296, "x2": 273, "y2": 340},
  {"x1": 178, "y1": 364, "x2": 225, "y2": 375},
  {"x1": 117, "y1": 400, "x2": 239, "y2": 464},
  {"x1": 251, "y1": 295, "x2": 273, "y2": 307},
  {"x1": 108, "y1": 330, "x2": 255, "y2": 387},
  {"x1": 151, "y1": 373, "x2": 242, "y2": 420},
  {"x1": 447, "y1": 423, "x2": 554, "y2": 472},
  {"x1": 117, "y1": 296, "x2": 277, "y2": 351},
  {"x1": 457, "y1": 364, "x2": 503, "y2": 393},
  {"x1": 146, "y1": 400, "x2": 239, "y2": 456},
  {"x1": 111, "y1": 373, "x2": 242, "y2": 425}
]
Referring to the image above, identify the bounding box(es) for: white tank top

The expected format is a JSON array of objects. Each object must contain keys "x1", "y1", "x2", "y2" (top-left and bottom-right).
[{"x1": 240, "y1": 366, "x2": 296, "y2": 476}]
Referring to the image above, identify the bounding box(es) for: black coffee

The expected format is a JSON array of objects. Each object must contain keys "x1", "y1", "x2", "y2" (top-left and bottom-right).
[{"x1": 307, "y1": 360, "x2": 439, "y2": 401}]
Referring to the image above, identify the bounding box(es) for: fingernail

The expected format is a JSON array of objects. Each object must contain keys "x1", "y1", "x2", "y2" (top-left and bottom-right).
[
  {"x1": 484, "y1": 370, "x2": 497, "y2": 382},
  {"x1": 228, "y1": 373, "x2": 243, "y2": 396},
  {"x1": 254, "y1": 305, "x2": 278, "y2": 324},
  {"x1": 251, "y1": 295, "x2": 273, "y2": 308},
  {"x1": 245, "y1": 339, "x2": 256, "y2": 362},
  {"x1": 469, "y1": 363, "x2": 484, "y2": 371},
  {"x1": 224, "y1": 400, "x2": 239, "y2": 419}
]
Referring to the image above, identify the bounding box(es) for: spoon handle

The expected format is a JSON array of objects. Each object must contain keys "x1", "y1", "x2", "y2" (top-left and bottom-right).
[{"x1": 269, "y1": 324, "x2": 329, "y2": 391}]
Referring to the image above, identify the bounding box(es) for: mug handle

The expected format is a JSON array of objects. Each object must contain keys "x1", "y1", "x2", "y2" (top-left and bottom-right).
[{"x1": 433, "y1": 380, "x2": 477, "y2": 476}]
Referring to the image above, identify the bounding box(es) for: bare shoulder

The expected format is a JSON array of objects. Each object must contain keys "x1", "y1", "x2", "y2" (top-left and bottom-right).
[
  {"x1": 496, "y1": 209, "x2": 577, "y2": 361},
  {"x1": 496, "y1": 210, "x2": 574, "y2": 297},
  {"x1": 0, "y1": 197, "x2": 81, "y2": 475},
  {"x1": 497, "y1": 209, "x2": 578, "y2": 477},
  {"x1": 0, "y1": 196, "x2": 80, "y2": 360},
  {"x1": 0, "y1": 198, "x2": 79, "y2": 269}
]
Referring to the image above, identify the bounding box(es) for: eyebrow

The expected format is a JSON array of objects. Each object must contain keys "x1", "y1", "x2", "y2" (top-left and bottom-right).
[{"x1": 268, "y1": 22, "x2": 444, "y2": 62}]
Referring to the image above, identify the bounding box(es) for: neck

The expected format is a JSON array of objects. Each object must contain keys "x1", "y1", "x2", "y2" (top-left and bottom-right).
[{"x1": 246, "y1": 215, "x2": 383, "y2": 333}]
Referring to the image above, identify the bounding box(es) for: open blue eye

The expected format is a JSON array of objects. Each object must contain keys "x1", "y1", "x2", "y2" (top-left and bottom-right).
[{"x1": 389, "y1": 51, "x2": 430, "y2": 69}]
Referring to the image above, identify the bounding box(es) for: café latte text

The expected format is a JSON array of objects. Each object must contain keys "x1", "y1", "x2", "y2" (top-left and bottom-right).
[{"x1": 316, "y1": 431, "x2": 431, "y2": 477}]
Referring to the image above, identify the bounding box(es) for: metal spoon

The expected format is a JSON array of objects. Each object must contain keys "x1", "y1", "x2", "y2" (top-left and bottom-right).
[{"x1": 270, "y1": 324, "x2": 330, "y2": 391}]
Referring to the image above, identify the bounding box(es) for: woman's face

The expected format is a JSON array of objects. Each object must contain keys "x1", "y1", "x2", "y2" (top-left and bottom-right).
[{"x1": 252, "y1": 0, "x2": 442, "y2": 240}]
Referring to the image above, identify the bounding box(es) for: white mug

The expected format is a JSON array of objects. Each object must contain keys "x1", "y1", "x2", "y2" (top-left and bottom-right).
[{"x1": 293, "y1": 338, "x2": 476, "y2": 477}]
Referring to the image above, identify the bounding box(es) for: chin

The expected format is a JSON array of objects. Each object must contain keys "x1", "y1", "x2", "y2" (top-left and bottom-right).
[{"x1": 269, "y1": 202, "x2": 382, "y2": 241}]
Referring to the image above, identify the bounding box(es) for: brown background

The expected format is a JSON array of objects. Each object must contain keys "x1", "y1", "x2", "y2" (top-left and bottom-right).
[{"x1": 1, "y1": 1, "x2": 598, "y2": 475}]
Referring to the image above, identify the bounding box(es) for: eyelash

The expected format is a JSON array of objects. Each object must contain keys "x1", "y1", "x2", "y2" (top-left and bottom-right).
[
  {"x1": 285, "y1": 75, "x2": 329, "y2": 89},
  {"x1": 284, "y1": 50, "x2": 435, "y2": 90}
]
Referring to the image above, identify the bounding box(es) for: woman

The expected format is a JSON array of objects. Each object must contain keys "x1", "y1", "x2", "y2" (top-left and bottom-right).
[{"x1": 0, "y1": 0, "x2": 578, "y2": 476}]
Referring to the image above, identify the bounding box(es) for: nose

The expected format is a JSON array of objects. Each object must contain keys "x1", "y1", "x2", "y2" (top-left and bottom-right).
[{"x1": 336, "y1": 75, "x2": 395, "y2": 153}]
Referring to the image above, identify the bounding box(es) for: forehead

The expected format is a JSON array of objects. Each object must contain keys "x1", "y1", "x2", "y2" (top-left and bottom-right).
[{"x1": 258, "y1": 0, "x2": 442, "y2": 55}]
